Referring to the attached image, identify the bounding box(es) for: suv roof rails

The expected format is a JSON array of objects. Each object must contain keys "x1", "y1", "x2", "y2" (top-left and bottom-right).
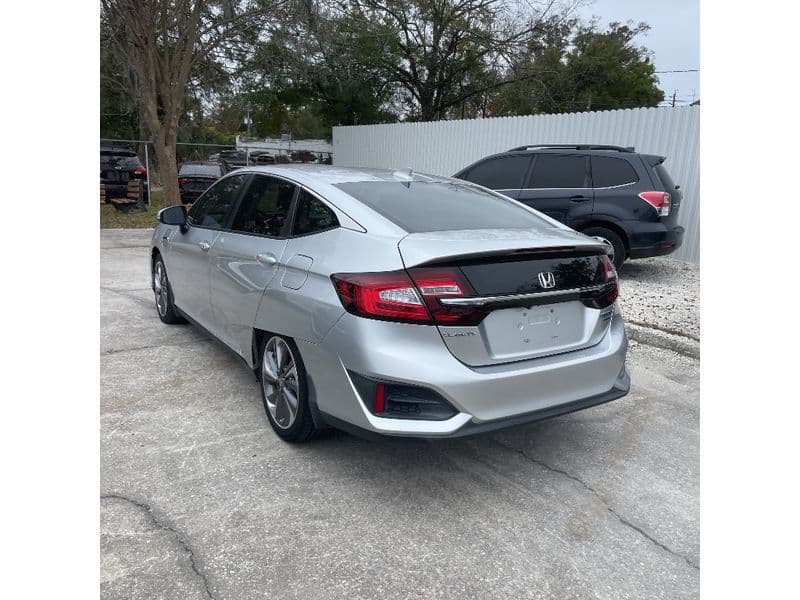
[{"x1": 508, "y1": 144, "x2": 635, "y2": 153}]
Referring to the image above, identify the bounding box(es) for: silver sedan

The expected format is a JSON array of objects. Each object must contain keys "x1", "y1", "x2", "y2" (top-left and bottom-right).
[{"x1": 151, "y1": 165, "x2": 629, "y2": 442}]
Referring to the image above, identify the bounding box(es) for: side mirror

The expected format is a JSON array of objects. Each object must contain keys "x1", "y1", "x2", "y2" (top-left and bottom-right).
[{"x1": 158, "y1": 205, "x2": 187, "y2": 227}]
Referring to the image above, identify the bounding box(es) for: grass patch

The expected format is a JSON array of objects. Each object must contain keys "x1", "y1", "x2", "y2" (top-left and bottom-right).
[{"x1": 100, "y1": 190, "x2": 166, "y2": 229}]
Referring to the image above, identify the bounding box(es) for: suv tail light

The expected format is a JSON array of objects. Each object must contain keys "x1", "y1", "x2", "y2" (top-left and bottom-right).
[
  {"x1": 178, "y1": 178, "x2": 190, "y2": 186},
  {"x1": 134, "y1": 166, "x2": 147, "y2": 176},
  {"x1": 638, "y1": 191, "x2": 671, "y2": 217},
  {"x1": 331, "y1": 268, "x2": 487, "y2": 326}
]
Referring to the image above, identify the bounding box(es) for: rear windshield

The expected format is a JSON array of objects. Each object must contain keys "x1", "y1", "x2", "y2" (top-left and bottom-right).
[
  {"x1": 654, "y1": 163, "x2": 677, "y2": 191},
  {"x1": 179, "y1": 164, "x2": 222, "y2": 177},
  {"x1": 101, "y1": 150, "x2": 136, "y2": 157},
  {"x1": 335, "y1": 181, "x2": 549, "y2": 233}
]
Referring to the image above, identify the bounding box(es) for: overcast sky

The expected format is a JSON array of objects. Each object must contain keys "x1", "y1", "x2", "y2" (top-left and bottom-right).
[{"x1": 576, "y1": 0, "x2": 700, "y2": 105}]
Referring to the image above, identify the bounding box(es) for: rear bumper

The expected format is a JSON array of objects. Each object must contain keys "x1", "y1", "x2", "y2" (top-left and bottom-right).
[
  {"x1": 628, "y1": 224, "x2": 684, "y2": 259},
  {"x1": 300, "y1": 312, "x2": 629, "y2": 438}
]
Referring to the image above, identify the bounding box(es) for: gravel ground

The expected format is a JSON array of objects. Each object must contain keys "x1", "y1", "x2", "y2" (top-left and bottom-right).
[{"x1": 618, "y1": 258, "x2": 699, "y2": 341}]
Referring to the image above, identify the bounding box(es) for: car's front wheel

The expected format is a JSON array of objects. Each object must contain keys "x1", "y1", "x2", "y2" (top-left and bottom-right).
[
  {"x1": 153, "y1": 255, "x2": 185, "y2": 324},
  {"x1": 259, "y1": 335, "x2": 317, "y2": 443}
]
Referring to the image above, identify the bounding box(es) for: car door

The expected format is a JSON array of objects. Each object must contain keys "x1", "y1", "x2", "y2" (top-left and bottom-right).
[
  {"x1": 207, "y1": 174, "x2": 296, "y2": 356},
  {"x1": 517, "y1": 154, "x2": 593, "y2": 228},
  {"x1": 456, "y1": 154, "x2": 532, "y2": 199},
  {"x1": 167, "y1": 174, "x2": 248, "y2": 329}
]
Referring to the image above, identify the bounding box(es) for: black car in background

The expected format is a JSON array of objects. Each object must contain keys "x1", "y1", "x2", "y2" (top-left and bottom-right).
[
  {"x1": 100, "y1": 146, "x2": 147, "y2": 200},
  {"x1": 454, "y1": 144, "x2": 684, "y2": 269},
  {"x1": 178, "y1": 161, "x2": 226, "y2": 204}
]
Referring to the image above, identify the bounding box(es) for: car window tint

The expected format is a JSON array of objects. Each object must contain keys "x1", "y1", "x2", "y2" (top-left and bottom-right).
[
  {"x1": 230, "y1": 175, "x2": 296, "y2": 237},
  {"x1": 528, "y1": 155, "x2": 587, "y2": 188},
  {"x1": 462, "y1": 155, "x2": 531, "y2": 190},
  {"x1": 292, "y1": 190, "x2": 339, "y2": 236},
  {"x1": 591, "y1": 156, "x2": 639, "y2": 187},
  {"x1": 187, "y1": 175, "x2": 246, "y2": 229},
  {"x1": 335, "y1": 181, "x2": 549, "y2": 233}
]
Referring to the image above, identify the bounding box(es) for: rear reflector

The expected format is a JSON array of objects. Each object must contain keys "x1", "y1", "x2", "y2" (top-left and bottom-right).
[
  {"x1": 638, "y1": 191, "x2": 671, "y2": 217},
  {"x1": 349, "y1": 372, "x2": 458, "y2": 421}
]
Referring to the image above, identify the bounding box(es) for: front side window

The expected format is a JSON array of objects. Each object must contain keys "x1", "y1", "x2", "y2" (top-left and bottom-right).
[
  {"x1": 528, "y1": 155, "x2": 588, "y2": 188},
  {"x1": 591, "y1": 156, "x2": 639, "y2": 187},
  {"x1": 187, "y1": 174, "x2": 247, "y2": 229},
  {"x1": 462, "y1": 155, "x2": 531, "y2": 190},
  {"x1": 292, "y1": 190, "x2": 339, "y2": 236},
  {"x1": 230, "y1": 175, "x2": 296, "y2": 237}
]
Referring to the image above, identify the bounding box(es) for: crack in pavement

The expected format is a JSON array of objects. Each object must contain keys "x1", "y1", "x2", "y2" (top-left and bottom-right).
[
  {"x1": 490, "y1": 438, "x2": 699, "y2": 571},
  {"x1": 101, "y1": 493, "x2": 217, "y2": 600},
  {"x1": 103, "y1": 338, "x2": 211, "y2": 355}
]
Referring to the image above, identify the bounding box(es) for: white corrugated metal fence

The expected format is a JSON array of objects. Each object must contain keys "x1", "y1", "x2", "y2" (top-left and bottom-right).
[{"x1": 333, "y1": 106, "x2": 699, "y2": 263}]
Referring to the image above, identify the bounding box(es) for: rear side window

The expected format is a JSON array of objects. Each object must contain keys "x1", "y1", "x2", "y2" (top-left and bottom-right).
[
  {"x1": 292, "y1": 190, "x2": 338, "y2": 236},
  {"x1": 591, "y1": 156, "x2": 639, "y2": 187},
  {"x1": 528, "y1": 155, "x2": 588, "y2": 188},
  {"x1": 187, "y1": 175, "x2": 247, "y2": 229},
  {"x1": 230, "y1": 175, "x2": 296, "y2": 237},
  {"x1": 462, "y1": 155, "x2": 531, "y2": 190},
  {"x1": 335, "y1": 181, "x2": 549, "y2": 233}
]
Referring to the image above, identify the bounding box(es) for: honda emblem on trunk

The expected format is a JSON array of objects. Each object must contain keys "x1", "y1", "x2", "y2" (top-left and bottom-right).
[{"x1": 538, "y1": 272, "x2": 556, "y2": 289}]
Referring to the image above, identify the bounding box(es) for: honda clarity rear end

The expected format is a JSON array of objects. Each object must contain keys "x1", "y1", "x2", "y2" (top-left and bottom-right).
[{"x1": 151, "y1": 166, "x2": 629, "y2": 442}]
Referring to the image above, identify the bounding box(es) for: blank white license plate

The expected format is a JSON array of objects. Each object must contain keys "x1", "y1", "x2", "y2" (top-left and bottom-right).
[{"x1": 480, "y1": 301, "x2": 586, "y2": 359}]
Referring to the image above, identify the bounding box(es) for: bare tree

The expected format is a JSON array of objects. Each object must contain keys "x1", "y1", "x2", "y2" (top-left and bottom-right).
[
  {"x1": 101, "y1": 0, "x2": 277, "y2": 205},
  {"x1": 344, "y1": 0, "x2": 577, "y2": 121}
]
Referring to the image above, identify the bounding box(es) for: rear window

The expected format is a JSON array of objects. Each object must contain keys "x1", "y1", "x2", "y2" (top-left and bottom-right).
[
  {"x1": 101, "y1": 150, "x2": 136, "y2": 157},
  {"x1": 335, "y1": 181, "x2": 549, "y2": 233},
  {"x1": 528, "y1": 155, "x2": 588, "y2": 188},
  {"x1": 179, "y1": 163, "x2": 222, "y2": 177},
  {"x1": 654, "y1": 163, "x2": 677, "y2": 191},
  {"x1": 591, "y1": 156, "x2": 639, "y2": 187}
]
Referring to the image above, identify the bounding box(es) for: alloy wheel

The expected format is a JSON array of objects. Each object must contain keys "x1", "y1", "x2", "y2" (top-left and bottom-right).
[
  {"x1": 261, "y1": 337, "x2": 300, "y2": 429},
  {"x1": 154, "y1": 261, "x2": 168, "y2": 317}
]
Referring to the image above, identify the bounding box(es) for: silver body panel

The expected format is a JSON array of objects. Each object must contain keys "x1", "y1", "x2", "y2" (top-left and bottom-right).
[{"x1": 151, "y1": 165, "x2": 629, "y2": 437}]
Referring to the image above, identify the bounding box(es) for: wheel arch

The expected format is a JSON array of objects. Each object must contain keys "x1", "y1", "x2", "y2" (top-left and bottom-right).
[{"x1": 577, "y1": 220, "x2": 631, "y2": 254}]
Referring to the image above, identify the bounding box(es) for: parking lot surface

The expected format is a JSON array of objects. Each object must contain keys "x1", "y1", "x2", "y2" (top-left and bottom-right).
[{"x1": 101, "y1": 229, "x2": 699, "y2": 600}]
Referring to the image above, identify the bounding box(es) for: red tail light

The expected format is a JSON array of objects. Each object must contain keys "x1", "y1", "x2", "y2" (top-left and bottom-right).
[
  {"x1": 331, "y1": 267, "x2": 487, "y2": 325},
  {"x1": 638, "y1": 191, "x2": 671, "y2": 217},
  {"x1": 134, "y1": 166, "x2": 147, "y2": 176},
  {"x1": 591, "y1": 255, "x2": 619, "y2": 307},
  {"x1": 178, "y1": 178, "x2": 190, "y2": 186}
]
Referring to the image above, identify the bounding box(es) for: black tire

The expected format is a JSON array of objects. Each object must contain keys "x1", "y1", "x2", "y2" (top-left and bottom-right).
[
  {"x1": 152, "y1": 255, "x2": 186, "y2": 324},
  {"x1": 582, "y1": 226, "x2": 626, "y2": 271},
  {"x1": 258, "y1": 335, "x2": 317, "y2": 443}
]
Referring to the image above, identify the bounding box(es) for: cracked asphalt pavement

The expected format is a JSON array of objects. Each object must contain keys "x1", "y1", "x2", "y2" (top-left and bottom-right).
[{"x1": 101, "y1": 229, "x2": 699, "y2": 599}]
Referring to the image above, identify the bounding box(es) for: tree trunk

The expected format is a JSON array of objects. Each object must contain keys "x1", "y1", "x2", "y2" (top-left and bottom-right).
[{"x1": 153, "y1": 131, "x2": 180, "y2": 207}]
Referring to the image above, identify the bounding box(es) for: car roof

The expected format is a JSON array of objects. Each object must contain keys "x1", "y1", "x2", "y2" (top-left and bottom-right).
[{"x1": 232, "y1": 164, "x2": 449, "y2": 186}]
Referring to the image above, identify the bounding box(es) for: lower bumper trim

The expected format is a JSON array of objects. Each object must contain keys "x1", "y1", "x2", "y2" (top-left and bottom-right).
[{"x1": 320, "y1": 369, "x2": 630, "y2": 440}]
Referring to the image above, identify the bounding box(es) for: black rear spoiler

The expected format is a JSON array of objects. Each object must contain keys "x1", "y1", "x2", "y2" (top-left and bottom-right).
[{"x1": 643, "y1": 154, "x2": 666, "y2": 166}]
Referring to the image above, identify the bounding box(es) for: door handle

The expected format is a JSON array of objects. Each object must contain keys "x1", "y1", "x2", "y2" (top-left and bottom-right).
[
  {"x1": 569, "y1": 195, "x2": 590, "y2": 202},
  {"x1": 198, "y1": 241, "x2": 211, "y2": 251},
  {"x1": 256, "y1": 252, "x2": 278, "y2": 265}
]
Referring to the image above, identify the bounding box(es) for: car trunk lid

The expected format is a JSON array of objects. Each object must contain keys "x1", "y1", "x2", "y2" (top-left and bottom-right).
[{"x1": 398, "y1": 229, "x2": 617, "y2": 367}]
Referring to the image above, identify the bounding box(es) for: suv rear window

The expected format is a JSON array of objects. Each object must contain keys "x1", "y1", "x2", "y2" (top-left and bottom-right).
[
  {"x1": 462, "y1": 155, "x2": 531, "y2": 190},
  {"x1": 528, "y1": 155, "x2": 588, "y2": 188},
  {"x1": 335, "y1": 181, "x2": 549, "y2": 233},
  {"x1": 179, "y1": 163, "x2": 222, "y2": 177},
  {"x1": 591, "y1": 156, "x2": 638, "y2": 187}
]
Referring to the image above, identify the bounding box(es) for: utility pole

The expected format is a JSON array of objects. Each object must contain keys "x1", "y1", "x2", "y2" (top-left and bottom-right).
[{"x1": 671, "y1": 90, "x2": 677, "y2": 107}]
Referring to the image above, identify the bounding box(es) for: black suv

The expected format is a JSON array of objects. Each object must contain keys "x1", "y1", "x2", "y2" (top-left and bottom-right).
[
  {"x1": 100, "y1": 146, "x2": 148, "y2": 200},
  {"x1": 454, "y1": 144, "x2": 684, "y2": 269}
]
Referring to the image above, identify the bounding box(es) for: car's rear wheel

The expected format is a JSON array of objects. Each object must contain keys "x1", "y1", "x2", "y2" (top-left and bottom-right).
[
  {"x1": 259, "y1": 335, "x2": 317, "y2": 443},
  {"x1": 582, "y1": 227, "x2": 626, "y2": 271},
  {"x1": 153, "y1": 255, "x2": 185, "y2": 324}
]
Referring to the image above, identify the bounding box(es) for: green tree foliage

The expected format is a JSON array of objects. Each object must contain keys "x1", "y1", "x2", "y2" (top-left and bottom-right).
[{"x1": 493, "y1": 20, "x2": 664, "y2": 115}]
